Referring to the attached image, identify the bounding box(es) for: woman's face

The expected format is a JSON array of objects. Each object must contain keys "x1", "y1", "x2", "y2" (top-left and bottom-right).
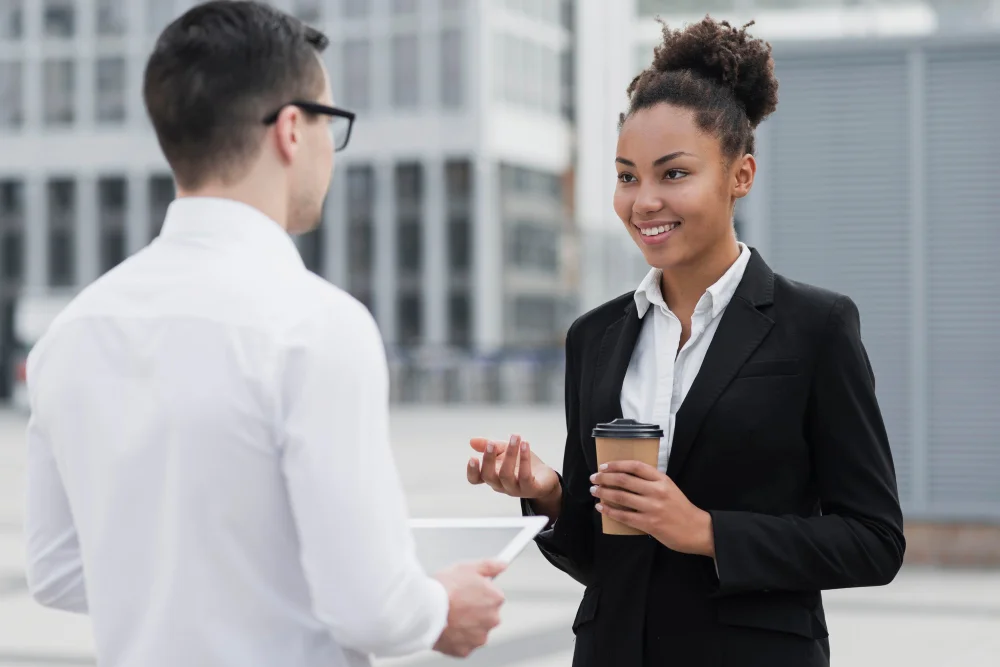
[{"x1": 613, "y1": 103, "x2": 754, "y2": 271}]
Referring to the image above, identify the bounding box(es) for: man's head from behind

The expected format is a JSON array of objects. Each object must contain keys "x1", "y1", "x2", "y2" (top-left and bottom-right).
[{"x1": 144, "y1": 1, "x2": 334, "y2": 234}]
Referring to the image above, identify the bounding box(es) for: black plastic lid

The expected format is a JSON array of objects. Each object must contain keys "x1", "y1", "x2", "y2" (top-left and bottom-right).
[{"x1": 592, "y1": 418, "x2": 664, "y2": 439}]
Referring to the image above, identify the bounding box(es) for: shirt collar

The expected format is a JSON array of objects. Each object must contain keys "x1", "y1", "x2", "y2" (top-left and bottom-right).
[
  {"x1": 158, "y1": 197, "x2": 304, "y2": 269},
  {"x1": 634, "y1": 243, "x2": 752, "y2": 320}
]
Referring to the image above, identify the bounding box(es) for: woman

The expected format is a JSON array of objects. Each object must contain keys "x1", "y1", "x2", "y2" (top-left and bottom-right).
[{"x1": 466, "y1": 17, "x2": 905, "y2": 667}]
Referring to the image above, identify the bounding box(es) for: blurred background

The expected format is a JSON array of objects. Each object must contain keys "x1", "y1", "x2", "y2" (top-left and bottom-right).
[{"x1": 0, "y1": 0, "x2": 999, "y2": 665}]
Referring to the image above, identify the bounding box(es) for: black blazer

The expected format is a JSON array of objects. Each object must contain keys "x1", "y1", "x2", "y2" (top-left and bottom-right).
[{"x1": 523, "y1": 249, "x2": 905, "y2": 667}]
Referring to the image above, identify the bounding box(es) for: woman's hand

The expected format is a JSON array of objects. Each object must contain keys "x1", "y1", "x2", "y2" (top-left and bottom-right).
[
  {"x1": 591, "y1": 461, "x2": 715, "y2": 558},
  {"x1": 467, "y1": 435, "x2": 560, "y2": 502}
]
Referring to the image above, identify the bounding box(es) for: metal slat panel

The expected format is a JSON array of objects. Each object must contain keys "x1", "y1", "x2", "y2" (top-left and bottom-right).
[
  {"x1": 925, "y1": 47, "x2": 1000, "y2": 510},
  {"x1": 766, "y1": 54, "x2": 914, "y2": 503}
]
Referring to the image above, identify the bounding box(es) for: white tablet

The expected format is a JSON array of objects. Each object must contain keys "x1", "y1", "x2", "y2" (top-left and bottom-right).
[{"x1": 409, "y1": 516, "x2": 549, "y2": 575}]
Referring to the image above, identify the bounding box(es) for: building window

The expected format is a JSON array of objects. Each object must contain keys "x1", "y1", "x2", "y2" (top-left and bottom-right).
[
  {"x1": 96, "y1": 57, "x2": 126, "y2": 124},
  {"x1": 98, "y1": 177, "x2": 127, "y2": 273},
  {"x1": 507, "y1": 0, "x2": 560, "y2": 23},
  {"x1": 297, "y1": 224, "x2": 324, "y2": 275},
  {"x1": 342, "y1": 0, "x2": 369, "y2": 18},
  {"x1": 346, "y1": 165, "x2": 374, "y2": 300},
  {"x1": 560, "y1": 48, "x2": 574, "y2": 121},
  {"x1": 43, "y1": 0, "x2": 75, "y2": 38},
  {"x1": 0, "y1": 62, "x2": 22, "y2": 128},
  {"x1": 637, "y1": 0, "x2": 730, "y2": 17},
  {"x1": 147, "y1": 0, "x2": 173, "y2": 34},
  {"x1": 96, "y1": 0, "x2": 126, "y2": 35},
  {"x1": 496, "y1": 34, "x2": 563, "y2": 116},
  {"x1": 293, "y1": 0, "x2": 321, "y2": 23},
  {"x1": 44, "y1": 59, "x2": 75, "y2": 126},
  {"x1": 449, "y1": 292, "x2": 470, "y2": 348},
  {"x1": 397, "y1": 294, "x2": 422, "y2": 346},
  {"x1": 342, "y1": 39, "x2": 370, "y2": 110},
  {"x1": 148, "y1": 174, "x2": 174, "y2": 240},
  {"x1": 448, "y1": 219, "x2": 470, "y2": 272},
  {"x1": 445, "y1": 160, "x2": 472, "y2": 272},
  {"x1": 0, "y1": 0, "x2": 23, "y2": 39},
  {"x1": 513, "y1": 296, "x2": 557, "y2": 337},
  {"x1": 0, "y1": 180, "x2": 24, "y2": 284},
  {"x1": 509, "y1": 223, "x2": 559, "y2": 273},
  {"x1": 47, "y1": 179, "x2": 76, "y2": 287},
  {"x1": 392, "y1": 34, "x2": 420, "y2": 109},
  {"x1": 560, "y1": 0, "x2": 572, "y2": 28},
  {"x1": 392, "y1": 0, "x2": 418, "y2": 13},
  {"x1": 395, "y1": 163, "x2": 423, "y2": 275},
  {"x1": 502, "y1": 164, "x2": 561, "y2": 199},
  {"x1": 440, "y1": 29, "x2": 463, "y2": 108}
]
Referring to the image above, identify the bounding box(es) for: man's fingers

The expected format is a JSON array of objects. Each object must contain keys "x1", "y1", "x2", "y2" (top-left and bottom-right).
[
  {"x1": 475, "y1": 559, "x2": 508, "y2": 579},
  {"x1": 467, "y1": 458, "x2": 484, "y2": 485}
]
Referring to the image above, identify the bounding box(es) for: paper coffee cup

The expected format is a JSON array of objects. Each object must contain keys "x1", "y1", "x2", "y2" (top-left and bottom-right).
[{"x1": 592, "y1": 418, "x2": 664, "y2": 535}]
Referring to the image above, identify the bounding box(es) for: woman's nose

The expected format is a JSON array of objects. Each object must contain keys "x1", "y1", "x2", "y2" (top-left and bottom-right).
[{"x1": 633, "y1": 185, "x2": 664, "y2": 216}]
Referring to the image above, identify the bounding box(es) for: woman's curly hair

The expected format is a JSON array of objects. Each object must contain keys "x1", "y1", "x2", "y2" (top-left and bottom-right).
[{"x1": 622, "y1": 17, "x2": 779, "y2": 157}]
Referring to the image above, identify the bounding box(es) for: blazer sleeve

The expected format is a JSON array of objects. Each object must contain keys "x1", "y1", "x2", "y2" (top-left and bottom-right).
[
  {"x1": 709, "y1": 295, "x2": 906, "y2": 595},
  {"x1": 521, "y1": 324, "x2": 597, "y2": 588}
]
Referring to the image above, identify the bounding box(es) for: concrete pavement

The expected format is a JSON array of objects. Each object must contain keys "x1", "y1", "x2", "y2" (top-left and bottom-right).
[{"x1": 1, "y1": 407, "x2": 999, "y2": 666}]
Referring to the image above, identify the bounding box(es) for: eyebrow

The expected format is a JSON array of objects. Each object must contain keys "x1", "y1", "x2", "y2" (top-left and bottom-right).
[{"x1": 615, "y1": 151, "x2": 693, "y2": 167}]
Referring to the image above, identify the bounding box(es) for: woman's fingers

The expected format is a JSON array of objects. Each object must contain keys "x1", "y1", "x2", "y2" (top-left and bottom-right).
[
  {"x1": 596, "y1": 502, "x2": 646, "y2": 531},
  {"x1": 467, "y1": 458, "x2": 484, "y2": 485},
  {"x1": 592, "y1": 486, "x2": 645, "y2": 512},
  {"x1": 470, "y1": 437, "x2": 508, "y2": 456},
  {"x1": 517, "y1": 440, "x2": 534, "y2": 489},
  {"x1": 479, "y1": 442, "x2": 506, "y2": 491},
  {"x1": 498, "y1": 435, "x2": 521, "y2": 493},
  {"x1": 591, "y1": 471, "x2": 653, "y2": 496}
]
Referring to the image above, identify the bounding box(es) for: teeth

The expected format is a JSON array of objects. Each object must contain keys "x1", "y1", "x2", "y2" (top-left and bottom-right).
[{"x1": 640, "y1": 223, "x2": 677, "y2": 236}]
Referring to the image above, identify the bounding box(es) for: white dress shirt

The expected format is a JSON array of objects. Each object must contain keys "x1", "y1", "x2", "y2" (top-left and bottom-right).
[
  {"x1": 24, "y1": 197, "x2": 448, "y2": 667},
  {"x1": 621, "y1": 244, "x2": 752, "y2": 471}
]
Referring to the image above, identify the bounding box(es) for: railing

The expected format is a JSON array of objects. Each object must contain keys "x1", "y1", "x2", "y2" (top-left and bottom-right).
[{"x1": 386, "y1": 347, "x2": 565, "y2": 405}]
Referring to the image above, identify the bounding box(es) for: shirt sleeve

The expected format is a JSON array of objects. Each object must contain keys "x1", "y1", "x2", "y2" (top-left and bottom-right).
[
  {"x1": 279, "y1": 303, "x2": 448, "y2": 658},
  {"x1": 23, "y1": 385, "x2": 88, "y2": 613}
]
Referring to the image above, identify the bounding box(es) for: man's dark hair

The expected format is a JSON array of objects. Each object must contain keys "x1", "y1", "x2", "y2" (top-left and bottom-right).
[
  {"x1": 622, "y1": 17, "x2": 779, "y2": 158},
  {"x1": 143, "y1": 1, "x2": 329, "y2": 190}
]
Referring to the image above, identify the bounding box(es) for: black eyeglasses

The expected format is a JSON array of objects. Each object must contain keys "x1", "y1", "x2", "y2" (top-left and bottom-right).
[{"x1": 262, "y1": 101, "x2": 356, "y2": 152}]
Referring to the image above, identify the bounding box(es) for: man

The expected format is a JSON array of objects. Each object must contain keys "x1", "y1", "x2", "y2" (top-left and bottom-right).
[{"x1": 23, "y1": 3, "x2": 505, "y2": 666}]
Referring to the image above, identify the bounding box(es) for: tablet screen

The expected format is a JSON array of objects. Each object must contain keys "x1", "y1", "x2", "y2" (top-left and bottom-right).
[{"x1": 411, "y1": 526, "x2": 527, "y2": 574}]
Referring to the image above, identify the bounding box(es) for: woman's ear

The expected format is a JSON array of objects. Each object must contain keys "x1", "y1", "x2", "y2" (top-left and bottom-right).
[{"x1": 732, "y1": 153, "x2": 757, "y2": 199}]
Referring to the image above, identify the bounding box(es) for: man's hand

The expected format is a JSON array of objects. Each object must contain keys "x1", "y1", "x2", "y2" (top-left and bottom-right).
[
  {"x1": 590, "y1": 461, "x2": 715, "y2": 557},
  {"x1": 467, "y1": 435, "x2": 560, "y2": 501},
  {"x1": 432, "y1": 560, "x2": 507, "y2": 658}
]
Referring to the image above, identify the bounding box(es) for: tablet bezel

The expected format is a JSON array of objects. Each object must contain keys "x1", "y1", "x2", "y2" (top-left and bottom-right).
[{"x1": 409, "y1": 516, "x2": 549, "y2": 567}]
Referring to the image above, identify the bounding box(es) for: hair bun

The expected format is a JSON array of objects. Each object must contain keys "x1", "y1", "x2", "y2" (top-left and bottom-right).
[{"x1": 649, "y1": 17, "x2": 778, "y2": 127}]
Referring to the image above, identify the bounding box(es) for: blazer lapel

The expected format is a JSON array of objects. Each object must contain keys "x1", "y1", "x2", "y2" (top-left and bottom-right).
[
  {"x1": 666, "y1": 250, "x2": 776, "y2": 480},
  {"x1": 591, "y1": 300, "x2": 645, "y2": 428}
]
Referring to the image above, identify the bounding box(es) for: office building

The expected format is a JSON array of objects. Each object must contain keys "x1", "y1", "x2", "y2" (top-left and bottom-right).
[{"x1": 0, "y1": 0, "x2": 577, "y2": 390}]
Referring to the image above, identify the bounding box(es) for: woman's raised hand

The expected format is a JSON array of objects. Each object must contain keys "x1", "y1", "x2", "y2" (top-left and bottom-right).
[{"x1": 467, "y1": 435, "x2": 560, "y2": 501}]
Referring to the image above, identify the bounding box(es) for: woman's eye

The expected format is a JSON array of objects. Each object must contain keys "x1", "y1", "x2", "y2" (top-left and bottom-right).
[
  {"x1": 617, "y1": 173, "x2": 636, "y2": 183},
  {"x1": 664, "y1": 169, "x2": 687, "y2": 180}
]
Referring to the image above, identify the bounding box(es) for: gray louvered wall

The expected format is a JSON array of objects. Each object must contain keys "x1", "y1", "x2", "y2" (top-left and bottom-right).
[
  {"x1": 765, "y1": 53, "x2": 915, "y2": 507},
  {"x1": 760, "y1": 39, "x2": 1000, "y2": 520},
  {"x1": 925, "y1": 47, "x2": 1000, "y2": 515}
]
